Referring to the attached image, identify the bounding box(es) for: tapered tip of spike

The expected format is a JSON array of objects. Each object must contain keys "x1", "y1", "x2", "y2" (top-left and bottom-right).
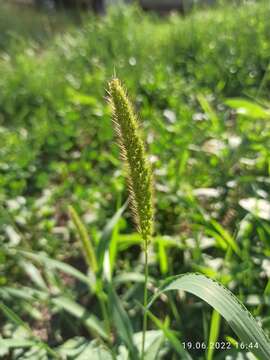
[{"x1": 109, "y1": 77, "x2": 119, "y2": 86}]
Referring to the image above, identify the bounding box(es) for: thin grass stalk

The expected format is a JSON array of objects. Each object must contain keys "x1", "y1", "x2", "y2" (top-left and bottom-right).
[{"x1": 142, "y1": 249, "x2": 149, "y2": 359}]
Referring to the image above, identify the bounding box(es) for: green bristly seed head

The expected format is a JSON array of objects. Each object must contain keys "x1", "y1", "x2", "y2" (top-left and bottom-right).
[
  {"x1": 108, "y1": 78, "x2": 154, "y2": 246},
  {"x1": 68, "y1": 205, "x2": 98, "y2": 274}
]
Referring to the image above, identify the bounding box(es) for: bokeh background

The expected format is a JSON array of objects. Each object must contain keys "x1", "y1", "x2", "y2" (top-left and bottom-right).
[{"x1": 1, "y1": 0, "x2": 270, "y2": 359}]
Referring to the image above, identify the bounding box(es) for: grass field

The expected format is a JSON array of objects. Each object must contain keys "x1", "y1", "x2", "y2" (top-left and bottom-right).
[{"x1": 1, "y1": 1, "x2": 270, "y2": 359}]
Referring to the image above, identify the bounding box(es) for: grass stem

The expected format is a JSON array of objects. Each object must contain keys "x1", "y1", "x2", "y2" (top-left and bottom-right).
[
  {"x1": 96, "y1": 279, "x2": 111, "y2": 340},
  {"x1": 141, "y1": 248, "x2": 149, "y2": 360}
]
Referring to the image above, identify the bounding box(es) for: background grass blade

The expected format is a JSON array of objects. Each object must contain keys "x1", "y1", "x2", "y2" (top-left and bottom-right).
[
  {"x1": 0, "y1": 339, "x2": 37, "y2": 349},
  {"x1": 133, "y1": 330, "x2": 164, "y2": 360},
  {"x1": 0, "y1": 301, "x2": 31, "y2": 332},
  {"x1": 96, "y1": 201, "x2": 128, "y2": 274},
  {"x1": 52, "y1": 296, "x2": 109, "y2": 340},
  {"x1": 108, "y1": 285, "x2": 138, "y2": 359},
  {"x1": 210, "y1": 219, "x2": 241, "y2": 257},
  {"x1": 207, "y1": 310, "x2": 221, "y2": 360},
  {"x1": 20, "y1": 250, "x2": 92, "y2": 287},
  {"x1": 146, "y1": 309, "x2": 193, "y2": 360},
  {"x1": 0, "y1": 302, "x2": 60, "y2": 358},
  {"x1": 225, "y1": 98, "x2": 270, "y2": 119},
  {"x1": 148, "y1": 273, "x2": 270, "y2": 360},
  {"x1": 57, "y1": 338, "x2": 114, "y2": 359}
]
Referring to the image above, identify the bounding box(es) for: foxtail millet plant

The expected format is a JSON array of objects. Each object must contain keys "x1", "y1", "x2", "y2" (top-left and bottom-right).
[
  {"x1": 108, "y1": 78, "x2": 154, "y2": 359},
  {"x1": 108, "y1": 78, "x2": 270, "y2": 360}
]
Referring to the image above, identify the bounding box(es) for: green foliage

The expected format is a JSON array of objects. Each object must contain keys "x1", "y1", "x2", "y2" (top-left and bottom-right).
[
  {"x1": 1, "y1": 1, "x2": 270, "y2": 359},
  {"x1": 0, "y1": 2, "x2": 78, "y2": 52},
  {"x1": 149, "y1": 273, "x2": 270, "y2": 359}
]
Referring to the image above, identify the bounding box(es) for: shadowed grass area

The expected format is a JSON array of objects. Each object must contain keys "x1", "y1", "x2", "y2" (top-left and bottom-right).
[{"x1": 0, "y1": 1, "x2": 82, "y2": 51}]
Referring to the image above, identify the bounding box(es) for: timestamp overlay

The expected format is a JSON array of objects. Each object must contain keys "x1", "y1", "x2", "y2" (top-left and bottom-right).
[{"x1": 182, "y1": 341, "x2": 259, "y2": 351}]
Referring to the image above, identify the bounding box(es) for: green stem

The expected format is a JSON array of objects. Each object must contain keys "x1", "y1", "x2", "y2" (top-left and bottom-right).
[
  {"x1": 141, "y1": 248, "x2": 149, "y2": 360},
  {"x1": 98, "y1": 292, "x2": 111, "y2": 337},
  {"x1": 40, "y1": 342, "x2": 61, "y2": 359},
  {"x1": 96, "y1": 279, "x2": 111, "y2": 339},
  {"x1": 95, "y1": 279, "x2": 118, "y2": 360}
]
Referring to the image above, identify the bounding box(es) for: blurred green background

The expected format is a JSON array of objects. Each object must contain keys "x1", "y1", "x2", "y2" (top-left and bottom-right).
[{"x1": 1, "y1": 0, "x2": 270, "y2": 358}]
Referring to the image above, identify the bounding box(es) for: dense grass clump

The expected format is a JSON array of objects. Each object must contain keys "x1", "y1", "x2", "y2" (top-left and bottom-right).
[{"x1": 1, "y1": 2, "x2": 270, "y2": 359}]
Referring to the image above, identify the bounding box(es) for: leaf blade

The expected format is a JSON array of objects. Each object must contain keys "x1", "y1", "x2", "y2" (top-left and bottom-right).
[{"x1": 148, "y1": 273, "x2": 270, "y2": 360}]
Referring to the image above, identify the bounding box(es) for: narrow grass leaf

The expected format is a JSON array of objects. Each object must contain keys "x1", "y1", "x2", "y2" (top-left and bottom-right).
[
  {"x1": 52, "y1": 296, "x2": 108, "y2": 340},
  {"x1": 20, "y1": 250, "x2": 92, "y2": 287},
  {"x1": 158, "y1": 239, "x2": 168, "y2": 274},
  {"x1": 108, "y1": 285, "x2": 138, "y2": 359},
  {"x1": 0, "y1": 339, "x2": 37, "y2": 349},
  {"x1": 148, "y1": 273, "x2": 270, "y2": 360},
  {"x1": 1, "y1": 287, "x2": 108, "y2": 341},
  {"x1": 113, "y1": 272, "x2": 146, "y2": 285},
  {"x1": 146, "y1": 309, "x2": 192, "y2": 359},
  {"x1": 19, "y1": 260, "x2": 48, "y2": 290},
  {"x1": 207, "y1": 310, "x2": 221, "y2": 360},
  {"x1": 225, "y1": 98, "x2": 270, "y2": 119},
  {"x1": 109, "y1": 201, "x2": 121, "y2": 275},
  {"x1": 0, "y1": 286, "x2": 48, "y2": 302},
  {"x1": 0, "y1": 301, "x2": 31, "y2": 332},
  {"x1": 210, "y1": 219, "x2": 241, "y2": 256},
  {"x1": 0, "y1": 302, "x2": 59, "y2": 358},
  {"x1": 133, "y1": 330, "x2": 164, "y2": 360},
  {"x1": 58, "y1": 338, "x2": 114, "y2": 359},
  {"x1": 197, "y1": 94, "x2": 220, "y2": 132},
  {"x1": 96, "y1": 200, "x2": 128, "y2": 272}
]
